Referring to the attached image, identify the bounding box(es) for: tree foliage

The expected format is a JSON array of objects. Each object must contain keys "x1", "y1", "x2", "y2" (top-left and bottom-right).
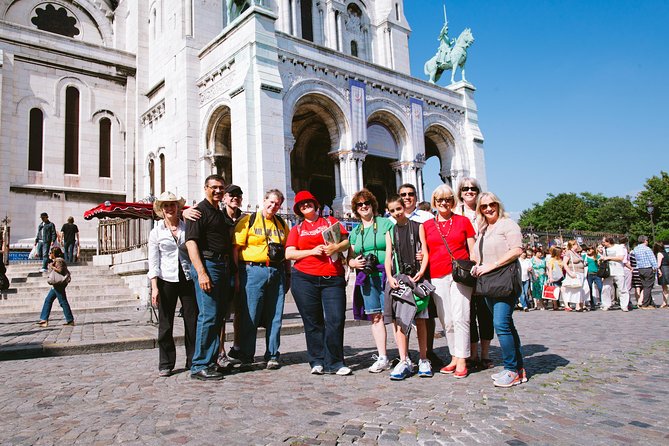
[{"x1": 519, "y1": 171, "x2": 668, "y2": 241}]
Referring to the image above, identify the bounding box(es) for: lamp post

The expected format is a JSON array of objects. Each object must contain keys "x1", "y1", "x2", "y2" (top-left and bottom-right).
[{"x1": 646, "y1": 200, "x2": 656, "y2": 243}]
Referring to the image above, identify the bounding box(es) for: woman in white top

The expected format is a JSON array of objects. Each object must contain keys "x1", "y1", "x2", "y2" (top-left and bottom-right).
[
  {"x1": 561, "y1": 240, "x2": 588, "y2": 312},
  {"x1": 455, "y1": 177, "x2": 494, "y2": 370},
  {"x1": 148, "y1": 192, "x2": 198, "y2": 377}
]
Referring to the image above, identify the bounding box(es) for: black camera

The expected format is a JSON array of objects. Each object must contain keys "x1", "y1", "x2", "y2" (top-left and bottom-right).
[
  {"x1": 361, "y1": 253, "x2": 379, "y2": 275},
  {"x1": 267, "y1": 242, "x2": 285, "y2": 262},
  {"x1": 400, "y1": 263, "x2": 417, "y2": 276}
]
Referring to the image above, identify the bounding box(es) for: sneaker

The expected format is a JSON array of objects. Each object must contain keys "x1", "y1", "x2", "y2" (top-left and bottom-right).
[
  {"x1": 310, "y1": 365, "x2": 324, "y2": 375},
  {"x1": 417, "y1": 359, "x2": 433, "y2": 378},
  {"x1": 335, "y1": 366, "x2": 352, "y2": 376},
  {"x1": 266, "y1": 359, "x2": 280, "y2": 370},
  {"x1": 491, "y1": 369, "x2": 506, "y2": 381},
  {"x1": 158, "y1": 369, "x2": 173, "y2": 377},
  {"x1": 601, "y1": 307, "x2": 610, "y2": 311},
  {"x1": 39, "y1": 268, "x2": 47, "y2": 273},
  {"x1": 217, "y1": 353, "x2": 241, "y2": 369},
  {"x1": 493, "y1": 370, "x2": 521, "y2": 387},
  {"x1": 519, "y1": 368, "x2": 528, "y2": 383},
  {"x1": 368, "y1": 355, "x2": 390, "y2": 373},
  {"x1": 390, "y1": 360, "x2": 412, "y2": 381}
]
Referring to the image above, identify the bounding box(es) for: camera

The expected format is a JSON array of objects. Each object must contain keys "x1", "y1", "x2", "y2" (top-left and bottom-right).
[
  {"x1": 400, "y1": 263, "x2": 417, "y2": 276},
  {"x1": 361, "y1": 253, "x2": 379, "y2": 275}
]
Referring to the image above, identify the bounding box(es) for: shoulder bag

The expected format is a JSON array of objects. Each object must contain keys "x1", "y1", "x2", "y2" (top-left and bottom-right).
[
  {"x1": 562, "y1": 252, "x2": 582, "y2": 288},
  {"x1": 47, "y1": 269, "x2": 71, "y2": 288},
  {"x1": 596, "y1": 248, "x2": 611, "y2": 278},
  {"x1": 435, "y1": 217, "x2": 476, "y2": 287},
  {"x1": 473, "y1": 227, "x2": 522, "y2": 298},
  {"x1": 550, "y1": 258, "x2": 564, "y2": 281}
]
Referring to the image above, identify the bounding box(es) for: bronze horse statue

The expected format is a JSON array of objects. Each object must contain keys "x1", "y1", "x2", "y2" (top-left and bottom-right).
[{"x1": 424, "y1": 28, "x2": 474, "y2": 84}]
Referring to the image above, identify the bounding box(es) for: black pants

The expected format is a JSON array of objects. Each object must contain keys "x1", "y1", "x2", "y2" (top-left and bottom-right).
[
  {"x1": 157, "y1": 271, "x2": 198, "y2": 370},
  {"x1": 638, "y1": 267, "x2": 656, "y2": 307},
  {"x1": 470, "y1": 296, "x2": 494, "y2": 343}
]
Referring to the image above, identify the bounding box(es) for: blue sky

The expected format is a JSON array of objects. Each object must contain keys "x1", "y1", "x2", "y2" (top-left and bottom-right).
[{"x1": 404, "y1": 0, "x2": 669, "y2": 214}]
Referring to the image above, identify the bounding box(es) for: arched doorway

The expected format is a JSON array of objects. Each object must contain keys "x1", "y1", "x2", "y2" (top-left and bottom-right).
[
  {"x1": 206, "y1": 106, "x2": 232, "y2": 184},
  {"x1": 290, "y1": 94, "x2": 343, "y2": 209},
  {"x1": 365, "y1": 114, "x2": 405, "y2": 207},
  {"x1": 424, "y1": 124, "x2": 456, "y2": 186}
]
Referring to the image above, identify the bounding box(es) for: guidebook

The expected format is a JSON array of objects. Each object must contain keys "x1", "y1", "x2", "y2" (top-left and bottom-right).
[{"x1": 321, "y1": 221, "x2": 342, "y2": 261}]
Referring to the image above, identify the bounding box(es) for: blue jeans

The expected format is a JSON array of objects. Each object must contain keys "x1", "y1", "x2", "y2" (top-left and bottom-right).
[
  {"x1": 40, "y1": 287, "x2": 74, "y2": 323},
  {"x1": 291, "y1": 268, "x2": 346, "y2": 372},
  {"x1": 40, "y1": 242, "x2": 51, "y2": 270},
  {"x1": 190, "y1": 260, "x2": 230, "y2": 373},
  {"x1": 238, "y1": 264, "x2": 286, "y2": 362},
  {"x1": 361, "y1": 274, "x2": 384, "y2": 314},
  {"x1": 64, "y1": 242, "x2": 76, "y2": 263},
  {"x1": 586, "y1": 274, "x2": 602, "y2": 306},
  {"x1": 517, "y1": 280, "x2": 530, "y2": 308},
  {"x1": 486, "y1": 296, "x2": 523, "y2": 372}
]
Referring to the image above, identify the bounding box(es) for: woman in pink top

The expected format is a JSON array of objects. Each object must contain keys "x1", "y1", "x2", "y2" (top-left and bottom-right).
[{"x1": 471, "y1": 192, "x2": 525, "y2": 388}]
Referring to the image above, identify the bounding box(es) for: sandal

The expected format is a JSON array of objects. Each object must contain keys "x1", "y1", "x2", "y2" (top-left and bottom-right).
[{"x1": 480, "y1": 358, "x2": 494, "y2": 369}]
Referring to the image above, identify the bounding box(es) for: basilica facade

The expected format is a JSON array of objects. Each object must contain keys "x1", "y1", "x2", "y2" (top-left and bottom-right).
[{"x1": 0, "y1": 0, "x2": 486, "y2": 242}]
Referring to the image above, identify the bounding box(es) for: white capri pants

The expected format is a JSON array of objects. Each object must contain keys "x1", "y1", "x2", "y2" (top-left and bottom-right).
[
  {"x1": 602, "y1": 273, "x2": 630, "y2": 310},
  {"x1": 431, "y1": 274, "x2": 472, "y2": 358}
]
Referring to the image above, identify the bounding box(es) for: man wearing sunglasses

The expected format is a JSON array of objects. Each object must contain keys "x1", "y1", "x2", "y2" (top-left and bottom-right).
[{"x1": 393, "y1": 184, "x2": 433, "y2": 224}]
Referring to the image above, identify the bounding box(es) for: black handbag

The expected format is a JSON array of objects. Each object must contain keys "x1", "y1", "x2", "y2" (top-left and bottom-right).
[
  {"x1": 435, "y1": 217, "x2": 476, "y2": 287},
  {"x1": 596, "y1": 248, "x2": 610, "y2": 278},
  {"x1": 473, "y1": 228, "x2": 522, "y2": 298}
]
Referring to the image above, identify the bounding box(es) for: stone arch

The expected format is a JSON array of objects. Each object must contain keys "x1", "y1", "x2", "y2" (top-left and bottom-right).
[
  {"x1": 91, "y1": 109, "x2": 123, "y2": 132},
  {"x1": 203, "y1": 104, "x2": 233, "y2": 184},
  {"x1": 53, "y1": 76, "x2": 93, "y2": 119},
  {"x1": 424, "y1": 121, "x2": 463, "y2": 187},
  {"x1": 1, "y1": 0, "x2": 114, "y2": 46},
  {"x1": 344, "y1": 1, "x2": 370, "y2": 60},
  {"x1": 288, "y1": 91, "x2": 348, "y2": 208},
  {"x1": 365, "y1": 100, "x2": 410, "y2": 159}
]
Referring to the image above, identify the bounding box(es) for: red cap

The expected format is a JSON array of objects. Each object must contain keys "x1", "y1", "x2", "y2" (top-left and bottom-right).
[{"x1": 293, "y1": 190, "x2": 320, "y2": 216}]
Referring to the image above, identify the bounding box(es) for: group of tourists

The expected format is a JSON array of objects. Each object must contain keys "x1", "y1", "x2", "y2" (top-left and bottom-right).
[
  {"x1": 147, "y1": 174, "x2": 527, "y2": 388},
  {"x1": 518, "y1": 235, "x2": 669, "y2": 312}
]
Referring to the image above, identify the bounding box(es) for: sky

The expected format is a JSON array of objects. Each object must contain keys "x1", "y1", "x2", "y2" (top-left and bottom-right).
[{"x1": 404, "y1": 0, "x2": 669, "y2": 215}]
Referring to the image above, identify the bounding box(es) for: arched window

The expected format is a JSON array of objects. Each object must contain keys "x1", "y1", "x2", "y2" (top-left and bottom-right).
[
  {"x1": 159, "y1": 153, "x2": 165, "y2": 194},
  {"x1": 28, "y1": 108, "x2": 43, "y2": 171},
  {"x1": 64, "y1": 86, "x2": 79, "y2": 174},
  {"x1": 99, "y1": 118, "x2": 111, "y2": 177},
  {"x1": 351, "y1": 40, "x2": 358, "y2": 57},
  {"x1": 148, "y1": 159, "x2": 155, "y2": 197}
]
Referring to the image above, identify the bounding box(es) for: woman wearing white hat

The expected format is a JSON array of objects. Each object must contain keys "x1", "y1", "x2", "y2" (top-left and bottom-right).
[{"x1": 148, "y1": 191, "x2": 199, "y2": 377}]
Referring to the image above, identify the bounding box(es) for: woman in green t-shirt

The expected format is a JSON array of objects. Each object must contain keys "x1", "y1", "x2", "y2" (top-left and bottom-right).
[{"x1": 347, "y1": 189, "x2": 394, "y2": 374}]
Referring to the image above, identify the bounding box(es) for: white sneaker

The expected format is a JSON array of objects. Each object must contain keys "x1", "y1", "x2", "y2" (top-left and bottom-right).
[
  {"x1": 310, "y1": 365, "x2": 324, "y2": 375},
  {"x1": 335, "y1": 366, "x2": 352, "y2": 376},
  {"x1": 390, "y1": 360, "x2": 412, "y2": 380},
  {"x1": 417, "y1": 359, "x2": 433, "y2": 377},
  {"x1": 368, "y1": 355, "x2": 390, "y2": 373}
]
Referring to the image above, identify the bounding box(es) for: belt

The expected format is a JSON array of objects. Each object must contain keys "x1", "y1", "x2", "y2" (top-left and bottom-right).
[
  {"x1": 244, "y1": 261, "x2": 282, "y2": 268},
  {"x1": 202, "y1": 250, "x2": 229, "y2": 261}
]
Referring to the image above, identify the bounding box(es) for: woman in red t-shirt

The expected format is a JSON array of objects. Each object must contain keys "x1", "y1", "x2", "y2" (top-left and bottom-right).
[
  {"x1": 285, "y1": 191, "x2": 351, "y2": 375},
  {"x1": 423, "y1": 184, "x2": 476, "y2": 378}
]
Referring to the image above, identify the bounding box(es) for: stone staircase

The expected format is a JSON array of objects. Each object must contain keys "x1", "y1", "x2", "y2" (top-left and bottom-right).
[{"x1": 0, "y1": 263, "x2": 141, "y2": 317}]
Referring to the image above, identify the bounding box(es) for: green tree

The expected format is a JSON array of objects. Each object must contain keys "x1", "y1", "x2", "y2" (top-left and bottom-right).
[{"x1": 630, "y1": 171, "x2": 669, "y2": 240}]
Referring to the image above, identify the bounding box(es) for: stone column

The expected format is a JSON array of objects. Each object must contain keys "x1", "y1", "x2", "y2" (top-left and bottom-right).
[
  {"x1": 336, "y1": 12, "x2": 344, "y2": 51},
  {"x1": 281, "y1": 0, "x2": 291, "y2": 33},
  {"x1": 284, "y1": 135, "x2": 296, "y2": 205}
]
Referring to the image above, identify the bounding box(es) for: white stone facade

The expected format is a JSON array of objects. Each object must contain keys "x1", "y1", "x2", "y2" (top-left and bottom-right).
[{"x1": 0, "y1": 0, "x2": 486, "y2": 243}]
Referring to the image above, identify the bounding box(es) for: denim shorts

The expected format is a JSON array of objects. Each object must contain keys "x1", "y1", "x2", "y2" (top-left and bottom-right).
[{"x1": 361, "y1": 274, "x2": 384, "y2": 314}]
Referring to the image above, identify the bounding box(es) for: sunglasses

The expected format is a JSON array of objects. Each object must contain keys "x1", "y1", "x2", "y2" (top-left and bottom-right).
[
  {"x1": 479, "y1": 202, "x2": 498, "y2": 210},
  {"x1": 356, "y1": 200, "x2": 372, "y2": 209},
  {"x1": 207, "y1": 185, "x2": 225, "y2": 191},
  {"x1": 461, "y1": 186, "x2": 479, "y2": 192},
  {"x1": 435, "y1": 196, "x2": 454, "y2": 204},
  {"x1": 400, "y1": 192, "x2": 416, "y2": 197}
]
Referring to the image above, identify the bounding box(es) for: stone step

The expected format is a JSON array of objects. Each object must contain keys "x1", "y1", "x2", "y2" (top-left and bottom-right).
[
  {"x1": 0, "y1": 292, "x2": 137, "y2": 305},
  {"x1": 9, "y1": 279, "x2": 131, "y2": 289},
  {"x1": 0, "y1": 302, "x2": 145, "y2": 317}
]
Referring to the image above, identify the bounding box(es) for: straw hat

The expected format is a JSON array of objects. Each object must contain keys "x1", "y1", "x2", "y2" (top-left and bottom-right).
[{"x1": 153, "y1": 191, "x2": 186, "y2": 218}]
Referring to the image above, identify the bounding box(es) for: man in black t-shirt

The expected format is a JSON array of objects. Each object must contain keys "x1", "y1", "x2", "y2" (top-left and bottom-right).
[
  {"x1": 185, "y1": 174, "x2": 234, "y2": 381},
  {"x1": 60, "y1": 216, "x2": 80, "y2": 263}
]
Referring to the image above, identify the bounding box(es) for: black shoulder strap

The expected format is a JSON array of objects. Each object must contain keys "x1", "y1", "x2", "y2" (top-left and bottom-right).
[
  {"x1": 248, "y1": 212, "x2": 257, "y2": 228},
  {"x1": 477, "y1": 227, "x2": 487, "y2": 266}
]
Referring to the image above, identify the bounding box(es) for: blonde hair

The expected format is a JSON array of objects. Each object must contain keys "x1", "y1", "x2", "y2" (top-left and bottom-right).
[
  {"x1": 566, "y1": 239, "x2": 579, "y2": 251},
  {"x1": 475, "y1": 191, "x2": 509, "y2": 230},
  {"x1": 455, "y1": 177, "x2": 482, "y2": 204},
  {"x1": 430, "y1": 184, "x2": 455, "y2": 209}
]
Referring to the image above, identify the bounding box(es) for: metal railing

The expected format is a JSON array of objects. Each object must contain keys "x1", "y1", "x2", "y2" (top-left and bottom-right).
[
  {"x1": 97, "y1": 218, "x2": 153, "y2": 255},
  {"x1": 521, "y1": 228, "x2": 624, "y2": 249}
]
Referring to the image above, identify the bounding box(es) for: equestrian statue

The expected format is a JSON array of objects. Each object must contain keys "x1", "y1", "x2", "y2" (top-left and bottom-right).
[{"x1": 424, "y1": 6, "x2": 474, "y2": 84}]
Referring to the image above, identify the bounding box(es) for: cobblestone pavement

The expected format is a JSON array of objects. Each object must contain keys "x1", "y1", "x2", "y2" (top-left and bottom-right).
[{"x1": 1, "y1": 305, "x2": 668, "y2": 445}]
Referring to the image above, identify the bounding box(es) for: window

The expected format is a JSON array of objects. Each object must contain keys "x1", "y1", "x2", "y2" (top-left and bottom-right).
[
  {"x1": 159, "y1": 153, "x2": 165, "y2": 194},
  {"x1": 99, "y1": 118, "x2": 111, "y2": 177},
  {"x1": 395, "y1": 3, "x2": 400, "y2": 21},
  {"x1": 64, "y1": 86, "x2": 79, "y2": 174},
  {"x1": 300, "y1": 0, "x2": 313, "y2": 41},
  {"x1": 351, "y1": 40, "x2": 358, "y2": 57},
  {"x1": 148, "y1": 159, "x2": 155, "y2": 197},
  {"x1": 28, "y1": 108, "x2": 43, "y2": 171}
]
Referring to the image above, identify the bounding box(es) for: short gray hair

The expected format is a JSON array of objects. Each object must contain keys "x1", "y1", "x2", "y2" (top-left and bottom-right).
[{"x1": 638, "y1": 235, "x2": 648, "y2": 244}]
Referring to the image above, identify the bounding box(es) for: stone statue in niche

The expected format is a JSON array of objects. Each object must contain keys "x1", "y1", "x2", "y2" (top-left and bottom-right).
[{"x1": 229, "y1": 0, "x2": 251, "y2": 21}]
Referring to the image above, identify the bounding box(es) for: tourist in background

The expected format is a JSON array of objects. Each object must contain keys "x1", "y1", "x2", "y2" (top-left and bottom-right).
[
  {"x1": 423, "y1": 184, "x2": 476, "y2": 378},
  {"x1": 584, "y1": 246, "x2": 602, "y2": 309},
  {"x1": 347, "y1": 189, "x2": 394, "y2": 373},
  {"x1": 517, "y1": 249, "x2": 533, "y2": 312},
  {"x1": 59, "y1": 216, "x2": 79, "y2": 263},
  {"x1": 470, "y1": 192, "x2": 525, "y2": 388},
  {"x1": 633, "y1": 235, "x2": 658, "y2": 309},
  {"x1": 653, "y1": 242, "x2": 669, "y2": 308},
  {"x1": 546, "y1": 246, "x2": 564, "y2": 310},
  {"x1": 35, "y1": 212, "x2": 57, "y2": 273},
  {"x1": 148, "y1": 192, "x2": 198, "y2": 377},
  {"x1": 600, "y1": 236, "x2": 630, "y2": 312},
  {"x1": 561, "y1": 240, "x2": 587, "y2": 312},
  {"x1": 36, "y1": 247, "x2": 74, "y2": 327},
  {"x1": 233, "y1": 189, "x2": 289, "y2": 369},
  {"x1": 531, "y1": 249, "x2": 548, "y2": 310},
  {"x1": 286, "y1": 191, "x2": 351, "y2": 375},
  {"x1": 455, "y1": 176, "x2": 494, "y2": 370}
]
